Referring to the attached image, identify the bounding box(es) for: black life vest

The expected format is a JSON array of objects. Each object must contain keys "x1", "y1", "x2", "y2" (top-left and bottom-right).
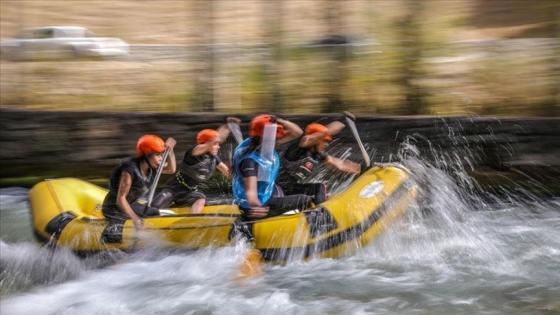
[
  {"x1": 177, "y1": 152, "x2": 217, "y2": 184},
  {"x1": 105, "y1": 157, "x2": 154, "y2": 206}
]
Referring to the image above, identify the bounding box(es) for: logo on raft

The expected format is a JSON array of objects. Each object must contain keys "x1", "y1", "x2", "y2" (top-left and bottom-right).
[{"x1": 359, "y1": 181, "x2": 384, "y2": 198}]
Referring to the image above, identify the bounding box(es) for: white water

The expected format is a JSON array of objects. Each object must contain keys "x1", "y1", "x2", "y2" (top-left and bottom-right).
[{"x1": 1, "y1": 142, "x2": 560, "y2": 314}]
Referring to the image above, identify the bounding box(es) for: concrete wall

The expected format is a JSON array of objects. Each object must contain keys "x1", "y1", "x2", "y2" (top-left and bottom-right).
[{"x1": 1, "y1": 109, "x2": 559, "y2": 191}]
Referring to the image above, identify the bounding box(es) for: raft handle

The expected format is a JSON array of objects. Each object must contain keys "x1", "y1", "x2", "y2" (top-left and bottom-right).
[{"x1": 45, "y1": 211, "x2": 77, "y2": 237}]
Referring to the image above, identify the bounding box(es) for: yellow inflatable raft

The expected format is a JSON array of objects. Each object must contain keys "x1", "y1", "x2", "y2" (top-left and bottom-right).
[{"x1": 28, "y1": 164, "x2": 418, "y2": 262}]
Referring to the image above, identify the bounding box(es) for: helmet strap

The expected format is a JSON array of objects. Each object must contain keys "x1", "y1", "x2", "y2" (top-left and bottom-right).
[{"x1": 143, "y1": 154, "x2": 157, "y2": 171}]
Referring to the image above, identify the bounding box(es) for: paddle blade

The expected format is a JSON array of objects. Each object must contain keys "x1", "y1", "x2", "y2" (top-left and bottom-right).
[
  {"x1": 237, "y1": 248, "x2": 263, "y2": 279},
  {"x1": 344, "y1": 115, "x2": 371, "y2": 168},
  {"x1": 227, "y1": 122, "x2": 244, "y2": 144}
]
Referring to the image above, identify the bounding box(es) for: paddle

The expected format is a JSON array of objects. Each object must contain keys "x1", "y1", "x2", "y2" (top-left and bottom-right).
[
  {"x1": 241, "y1": 123, "x2": 282, "y2": 275},
  {"x1": 236, "y1": 248, "x2": 264, "y2": 279},
  {"x1": 146, "y1": 146, "x2": 171, "y2": 207},
  {"x1": 235, "y1": 121, "x2": 280, "y2": 279},
  {"x1": 227, "y1": 120, "x2": 244, "y2": 145},
  {"x1": 344, "y1": 111, "x2": 371, "y2": 168}
]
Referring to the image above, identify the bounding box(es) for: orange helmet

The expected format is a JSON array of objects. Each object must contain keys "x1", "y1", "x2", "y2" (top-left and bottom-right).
[
  {"x1": 305, "y1": 123, "x2": 332, "y2": 141},
  {"x1": 249, "y1": 115, "x2": 284, "y2": 138},
  {"x1": 197, "y1": 129, "x2": 220, "y2": 144},
  {"x1": 136, "y1": 134, "x2": 166, "y2": 156}
]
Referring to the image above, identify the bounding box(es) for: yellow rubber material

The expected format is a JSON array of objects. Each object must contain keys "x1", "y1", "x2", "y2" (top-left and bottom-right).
[{"x1": 28, "y1": 164, "x2": 418, "y2": 262}]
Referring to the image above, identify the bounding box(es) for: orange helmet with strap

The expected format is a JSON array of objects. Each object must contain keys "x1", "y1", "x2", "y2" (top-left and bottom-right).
[
  {"x1": 136, "y1": 134, "x2": 166, "y2": 156},
  {"x1": 250, "y1": 115, "x2": 284, "y2": 138},
  {"x1": 305, "y1": 123, "x2": 332, "y2": 141},
  {"x1": 197, "y1": 129, "x2": 220, "y2": 144}
]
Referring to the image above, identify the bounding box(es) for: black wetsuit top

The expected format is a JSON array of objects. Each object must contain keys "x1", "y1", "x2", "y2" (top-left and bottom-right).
[
  {"x1": 165, "y1": 147, "x2": 221, "y2": 191},
  {"x1": 102, "y1": 157, "x2": 154, "y2": 221},
  {"x1": 149, "y1": 147, "x2": 223, "y2": 208},
  {"x1": 278, "y1": 136, "x2": 328, "y2": 184}
]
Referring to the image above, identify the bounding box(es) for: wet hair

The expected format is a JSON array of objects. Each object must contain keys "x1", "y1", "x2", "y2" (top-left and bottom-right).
[{"x1": 241, "y1": 137, "x2": 262, "y2": 156}]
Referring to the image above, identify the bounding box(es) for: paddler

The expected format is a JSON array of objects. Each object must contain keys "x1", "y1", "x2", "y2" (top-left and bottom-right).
[
  {"x1": 277, "y1": 113, "x2": 361, "y2": 204},
  {"x1": 101, "y1": 134, "x2": 176, "y2": 243},
  {"x1": 232, "y1": 114, "x2": 312, "y2": 219},
  {"x1": 151, "y1": 117, "x2": 241, "y2": 213}
]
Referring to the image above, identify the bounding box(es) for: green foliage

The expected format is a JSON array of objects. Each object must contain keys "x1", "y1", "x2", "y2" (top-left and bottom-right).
[{"x1": 1, "y1": 0, "x2": 558, "y2": 116}]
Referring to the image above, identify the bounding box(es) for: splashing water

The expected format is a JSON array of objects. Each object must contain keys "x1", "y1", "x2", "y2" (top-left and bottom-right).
[{"x1": 1, "y1": 119, "x2": 559, "y2": 314}]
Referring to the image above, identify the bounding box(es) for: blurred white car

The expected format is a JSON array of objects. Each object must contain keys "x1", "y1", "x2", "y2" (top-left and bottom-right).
[{"x1": 0, "y1": 26, "x2": 129, "y2": 61}]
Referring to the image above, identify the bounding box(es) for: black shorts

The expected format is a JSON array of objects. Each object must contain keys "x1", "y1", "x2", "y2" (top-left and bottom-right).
[
  {"x1": 151, "y1": 186, "x2": 206, "y2": 208},
  {"x1": 239, "y1": 194, "x2": 312, "y2": 218},
  {"x1": 265, "y1": 194, "x2": 312, "y2": 216},
  {"x1": 280, "y1": 182, "x2": 328, "y2": 204}
]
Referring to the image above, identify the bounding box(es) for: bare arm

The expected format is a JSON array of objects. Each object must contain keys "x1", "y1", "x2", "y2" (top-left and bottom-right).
[
  {"x1": 216, "y1": 124, "x2": 231, "y2": 144},
  {"x1": 324, "y1": 156, "x2": 361, "y2": 174},
  {"x1": 216, "y1": 162, "x2": 231, "y2": 179},
  {"x1": 162, "y1": 137, "x2": 177, "y2": 174},
  {"x1": 116, "y1": 172, "x2": 144, "y2": 228},
  {"x1": 299, "y1": 132, "x2": 328, "y2": 148},
  {"x1": 325, "y1": 120, "x2": 345, "y2": 136},
  {"x1": 191, "y1": 142, "x2": 213, "y2": 156},
  {"x1": 276, "y1": 117, "x2": 303, "y2": 144},
  {"x1": 244, "y1": 176, "x2": 261, "y2": 207},
  {"x1": 243, "y1": 176, "x2": 269, "y2": 218},
  {"x1": 217, "y1": 116, "x2": 242, "y2": 143},
  {"x1": 299, "y1": 121, "x2": 345, "y2": 148}
]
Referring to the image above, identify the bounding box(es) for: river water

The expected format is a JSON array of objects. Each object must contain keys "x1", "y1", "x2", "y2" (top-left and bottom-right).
[{"x1": 1, "y1": 148, "x2": 559, "y2": 314}]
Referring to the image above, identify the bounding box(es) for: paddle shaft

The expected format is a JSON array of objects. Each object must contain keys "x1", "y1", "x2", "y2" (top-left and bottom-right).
[
  {"x1": 345, "y1": 116, "x2": 371, "y2": 168},
  {"x1": 147, "y1": 146, "x2": 170, "y2": 207},
  {"x1": 227, "y1": 121, "x2": 244, "y2": 144}
]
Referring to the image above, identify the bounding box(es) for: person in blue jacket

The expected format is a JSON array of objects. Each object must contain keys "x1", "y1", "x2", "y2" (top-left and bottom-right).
[{"x1": 232, "y1": 114, "x2": 312, "y2": 219}]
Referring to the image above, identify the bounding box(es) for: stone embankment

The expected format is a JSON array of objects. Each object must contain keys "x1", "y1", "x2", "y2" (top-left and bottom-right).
[{"x1": 1, "y1": 109, "x2": 559, "y2": 194}]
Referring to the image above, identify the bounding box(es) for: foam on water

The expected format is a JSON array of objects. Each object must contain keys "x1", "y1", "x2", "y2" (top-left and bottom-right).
[{"x1": 1, "y1": 117, "x2": 559, "y2": 314}]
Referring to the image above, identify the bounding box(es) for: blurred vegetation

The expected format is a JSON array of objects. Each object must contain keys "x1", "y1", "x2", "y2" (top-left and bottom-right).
[{"x1": 0, "y1": 0, "x2": 559, "y2": 116}]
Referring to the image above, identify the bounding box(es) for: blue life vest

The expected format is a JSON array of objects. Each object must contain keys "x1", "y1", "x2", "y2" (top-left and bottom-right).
[{"x1": 232, "y1": 138, "x2": 279, "y2": 209}]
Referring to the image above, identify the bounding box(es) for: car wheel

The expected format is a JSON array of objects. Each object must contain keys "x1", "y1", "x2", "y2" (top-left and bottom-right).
[
  {"x1": 72, "y1": 46, "x2": 81, "y2": 58},
  {"x1": 63, "y1": 46, "x2": 81, "y2": 59}
]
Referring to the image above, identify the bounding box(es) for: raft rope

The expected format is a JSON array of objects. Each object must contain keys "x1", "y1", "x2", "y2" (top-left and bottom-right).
[{"x1": 175, "y1": 172, "x2": 198, "y2": 190}]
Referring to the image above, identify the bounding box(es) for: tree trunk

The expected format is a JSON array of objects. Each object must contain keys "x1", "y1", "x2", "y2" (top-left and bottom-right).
[
  {"x1": 262, "y1": 0, "x2": 284, "y2": 112},
  {"x1": 322, "y1": 0, "x2": 348, "y2": 113},
  {"x1": 398, "y1": 0, "x2": 426, "y2": 115},
  {"x1": 194, "y1": 0, "x2": 215, "y2": 112}
]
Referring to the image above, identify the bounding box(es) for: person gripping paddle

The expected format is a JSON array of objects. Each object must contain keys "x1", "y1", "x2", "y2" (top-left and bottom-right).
[
  {"x1": 101, "y1": 134, "x2": 176, "y2": 243},
  {"x1": 151, "y1": 117, "x2": 241, "y2": 214},
  {"x1": 276, "y1": 112, "x2": 361, "y2": 205}
]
